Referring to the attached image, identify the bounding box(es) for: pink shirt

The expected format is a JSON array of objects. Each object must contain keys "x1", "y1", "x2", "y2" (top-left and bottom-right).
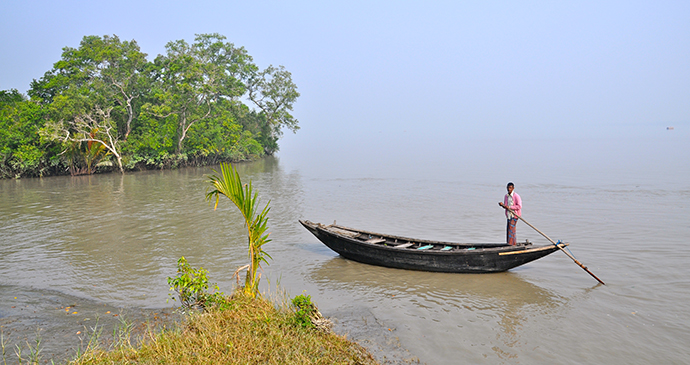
[{"x1": 503, "y1": 192, "x2": 522, "y2": 218}]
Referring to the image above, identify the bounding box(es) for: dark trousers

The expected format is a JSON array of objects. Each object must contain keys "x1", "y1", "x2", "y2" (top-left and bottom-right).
[{"x1": 507, "y1": 218, "x2": 518, "y2": 245}]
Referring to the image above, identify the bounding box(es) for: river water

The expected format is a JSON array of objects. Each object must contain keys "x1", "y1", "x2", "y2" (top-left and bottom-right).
[{"x1": 1, "y1": 132, "x2": 689, "y2": 364}]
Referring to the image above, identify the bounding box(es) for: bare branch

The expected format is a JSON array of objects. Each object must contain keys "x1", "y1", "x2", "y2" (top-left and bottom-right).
[{"x1": 42, "y1": 105, "x2": 125, "y2": 173}]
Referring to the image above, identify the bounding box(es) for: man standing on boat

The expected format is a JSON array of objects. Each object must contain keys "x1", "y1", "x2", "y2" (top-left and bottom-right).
[{"x1": 499, "y1": 182, "x2": 522, "y2": 245}]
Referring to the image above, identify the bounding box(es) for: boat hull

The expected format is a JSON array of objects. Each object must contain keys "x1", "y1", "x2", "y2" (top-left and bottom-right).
[{"x1": 300, "y1": 220, "x2": 564, "y2": 273}]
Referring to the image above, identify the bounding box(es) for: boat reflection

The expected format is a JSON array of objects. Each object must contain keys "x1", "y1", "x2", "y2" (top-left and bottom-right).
[
  {"x1": 312, "y1": 256, "x2": 563, "y2": 305},
  {"x1": 310, "y1": 256, "x2": 568, "y2": 361}
]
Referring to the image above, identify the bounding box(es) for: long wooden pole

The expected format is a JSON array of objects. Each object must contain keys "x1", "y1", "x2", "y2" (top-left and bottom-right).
[{"x1": 501, "y1": 205, "x2": 605, "y2": 285}]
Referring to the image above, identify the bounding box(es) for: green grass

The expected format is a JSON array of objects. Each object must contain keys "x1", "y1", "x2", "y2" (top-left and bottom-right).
[{"x1": 69, "y1": 292, "x2": 379, "y2": 365}]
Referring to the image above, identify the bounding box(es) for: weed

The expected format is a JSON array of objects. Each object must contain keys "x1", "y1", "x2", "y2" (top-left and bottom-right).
[
  {"x1": 1, "y1": 329, "x2": 8, "y2": 365},
  {"x1": 4, "y1": 327, "x2": 43, "y2": 365},
  {"x1": 292, "y1": 293, "x2": 317, "y2": 329},
  {"x1": 167, "y1": 256, "x2": 229, "y2": 311},
  {"x1": 24, "y1": 328, "x2": 42, "y2": 364},
  {"x1": 113, "y1": 315, "x2": 134, "y2": 349},
  {"x1": 291, "y1": 292, "x2": 333, "y2": 332}
]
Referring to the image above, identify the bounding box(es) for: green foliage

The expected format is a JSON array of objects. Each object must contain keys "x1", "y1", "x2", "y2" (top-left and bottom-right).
[
  {"x1": 183, "y1": 100, "x2": 263, "y2": 162},
  {"x1": 206, "y1": 162, "x2": 272, "y2": 297},
  {"x1": 121, "y1": 111, "x2": 178, "y2": 169},
  {"x1": 3, "y1": 33, "x2": 299, "y2": 179},
  {"x1": 247, "y1": 65, "x2": 300, "y2": 141},
  {"x1": 0, "y1": 89, "x2": 57, "y2": 178},
  {"x1": 292, "y1": 293, "x2": 317, "y2": 329},
  {"x1": 146, "y1": 33, "x2": 255, "y2": 154},
  {"x1": 167, "y1": 256, "x2": 229, "y2": 311}
]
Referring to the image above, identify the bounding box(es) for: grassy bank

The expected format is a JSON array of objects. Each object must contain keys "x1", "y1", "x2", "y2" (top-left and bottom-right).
[{"x1": 69, "y1": 292, "x2": 379, "y2": 365}]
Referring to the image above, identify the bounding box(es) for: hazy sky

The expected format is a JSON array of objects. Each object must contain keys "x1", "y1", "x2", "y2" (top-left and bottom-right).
[{"x1": 1, "y1": 1, "x2": 688, "y2": 149}]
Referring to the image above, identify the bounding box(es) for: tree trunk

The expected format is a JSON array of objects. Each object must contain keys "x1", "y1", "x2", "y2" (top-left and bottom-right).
[{"x1": 177, "y1": 112, "x2": 187, "y2": 154}]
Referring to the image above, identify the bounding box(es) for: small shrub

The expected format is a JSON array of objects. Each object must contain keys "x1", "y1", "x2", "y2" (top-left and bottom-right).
[
  {"x1": 167, "y1": 256, "x2": 229, "y2": 311},
  {"x1": 292, "y1": 293, "x2": 317, "y2": 328}
]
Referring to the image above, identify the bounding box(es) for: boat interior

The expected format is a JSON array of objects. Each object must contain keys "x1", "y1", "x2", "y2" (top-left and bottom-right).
[{"x1": 315, "y1": 222, "x2": 532, "y2": 251}]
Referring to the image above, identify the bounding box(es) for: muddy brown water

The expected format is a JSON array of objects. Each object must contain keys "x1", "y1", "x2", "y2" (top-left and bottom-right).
[{"x1": 1, "y1": 135, "x2": 689, "y2": 364}]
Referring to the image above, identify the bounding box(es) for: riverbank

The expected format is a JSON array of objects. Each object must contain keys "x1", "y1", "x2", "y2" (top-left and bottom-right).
[
  {"x1": 70, "y1": 292, "x2": 380, "y2": 364},
  {"x1": 0, "y1": 285, "x2": 182, "y2": 363},
  {"x1": 1, "y1": 285, "x2": 419, "y2": 364}
]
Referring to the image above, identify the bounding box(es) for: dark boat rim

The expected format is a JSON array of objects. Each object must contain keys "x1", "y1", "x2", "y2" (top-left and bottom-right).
[{"x1": 299, "y1": 219, "x2": 567, "y2": 255}]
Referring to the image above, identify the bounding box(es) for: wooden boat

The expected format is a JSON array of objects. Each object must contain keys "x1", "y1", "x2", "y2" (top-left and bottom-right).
[{"x1": 299, "y1": 220, "x2": 567, "y2": 273}]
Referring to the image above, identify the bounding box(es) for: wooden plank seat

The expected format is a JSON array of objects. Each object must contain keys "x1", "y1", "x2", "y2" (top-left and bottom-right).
[
  {"x1": 365, "y1": 238, "x2": 386, "y2": 244},
  {"x1": 328, "y1": 227, "x2": 360, "y2": 238}
]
